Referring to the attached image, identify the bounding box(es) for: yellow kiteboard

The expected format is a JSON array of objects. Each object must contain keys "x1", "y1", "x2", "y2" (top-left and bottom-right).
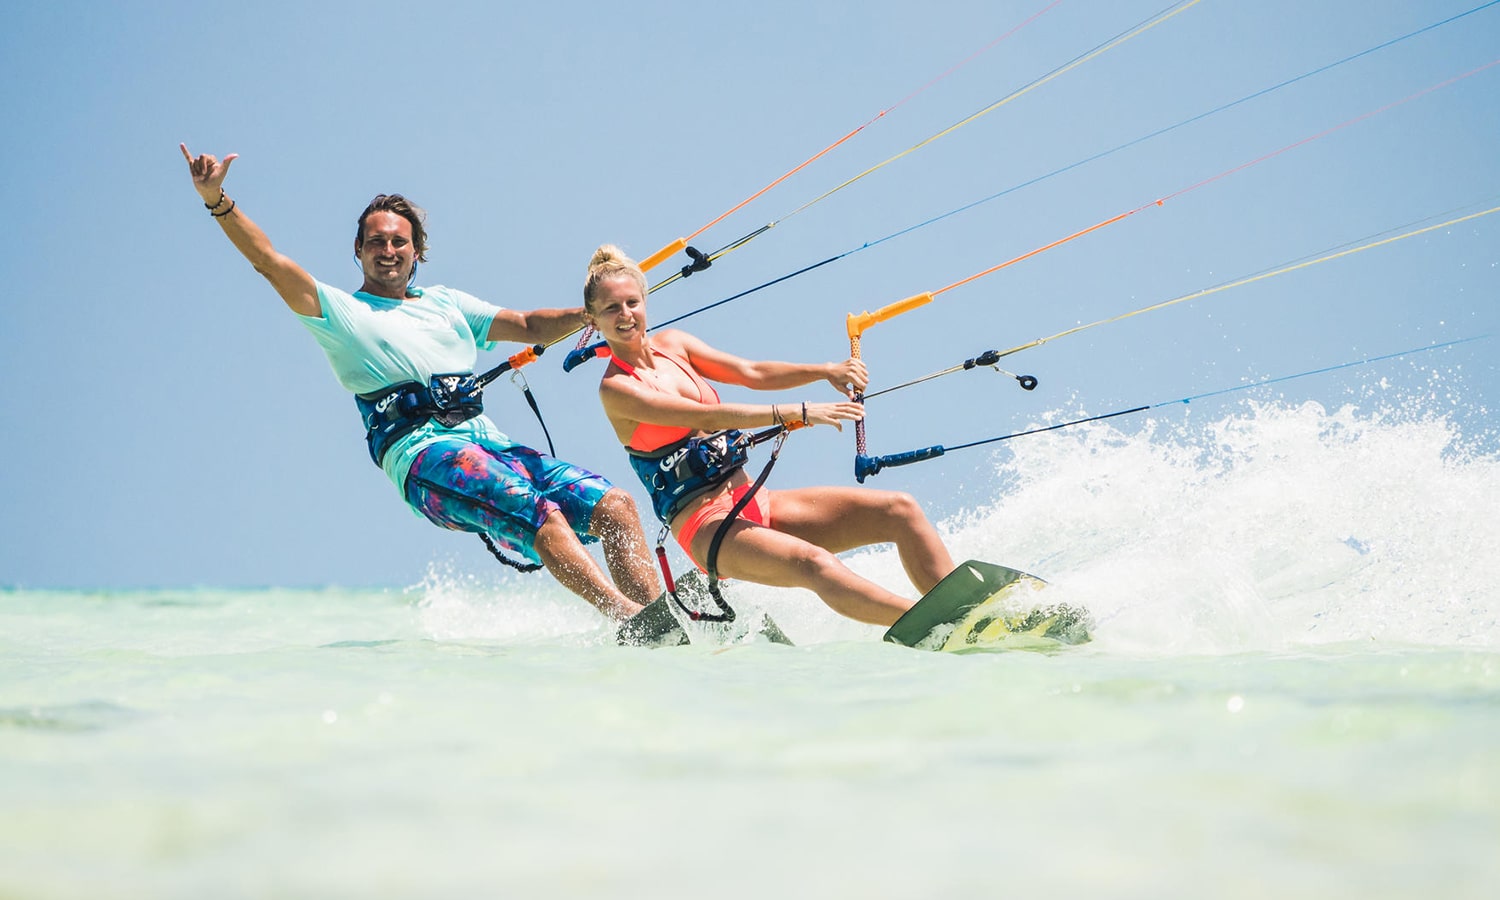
[{"x1": 884, "y1": 560, "x2": 1092, "y2": 652}]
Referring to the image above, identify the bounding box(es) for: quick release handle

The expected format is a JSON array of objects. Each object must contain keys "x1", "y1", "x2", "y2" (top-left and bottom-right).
[
  {"x1": 509, "y1": 344, "x2": 544, "y2": 370},
  {"x1": 479, "y1": 344, "x2": 545, "y2": 387}
]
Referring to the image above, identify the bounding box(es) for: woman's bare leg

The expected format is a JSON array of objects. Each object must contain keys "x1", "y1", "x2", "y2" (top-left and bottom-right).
[
  {"x1": 692, "y1": 520, "x2": 913, "y2": 626},
  {"x1": 771, "y1": 487, "x2": 955, "y2": 593}
]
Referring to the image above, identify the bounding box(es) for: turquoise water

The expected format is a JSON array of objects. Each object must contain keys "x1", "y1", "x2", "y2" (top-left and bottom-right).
[{"x1": 4, "y1": 400, "x2": 1498, "y2": 898}]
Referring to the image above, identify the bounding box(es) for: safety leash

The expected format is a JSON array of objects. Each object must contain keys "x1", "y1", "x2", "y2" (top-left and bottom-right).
[
  {"x1": 652, "y1": 426, "x2": 794, "y2": 623},
  {"x1": 462, "y1": 344, "x2": 558, "y2": 570}
]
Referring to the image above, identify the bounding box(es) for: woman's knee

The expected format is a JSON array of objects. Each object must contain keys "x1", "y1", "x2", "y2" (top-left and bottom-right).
[
  {"x1": 785, "y1": 542, "x2": 847, "y2": 583},
  {"x1": 876, "y1": 490, "x2": 929, "y2": 527}
]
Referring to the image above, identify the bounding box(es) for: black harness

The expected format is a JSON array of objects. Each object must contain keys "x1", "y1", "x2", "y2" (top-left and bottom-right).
[
  {"x1": 625, "y1": 430, "x2": 751, "y2": 525},
  {"x1": 354, "y1": 373, "x2": 484, "y2": 466}
]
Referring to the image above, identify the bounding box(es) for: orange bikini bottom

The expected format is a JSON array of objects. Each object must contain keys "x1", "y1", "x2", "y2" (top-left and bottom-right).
[{"x1": 674, "y1": 483, "x2": 773, "y2": 571}]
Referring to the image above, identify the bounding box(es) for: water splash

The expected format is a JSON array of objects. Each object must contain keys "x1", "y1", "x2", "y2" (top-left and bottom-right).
[
  {"x1": 409, "y1": 558, "x2": 614, "y2": 645},
  {"x1": 936, "y1": 395, "x2": 1500, "y2": 653}
]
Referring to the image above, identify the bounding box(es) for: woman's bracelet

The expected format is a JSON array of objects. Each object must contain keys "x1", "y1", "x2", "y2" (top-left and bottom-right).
[
  {"x1": 210, "y1": 198, "x2": 236, "y2": 218},
  {"x1": 204, "y1": 190, "x2": 228, "y2": 212},
  {"x1": 801, "y1": 402, "x2": 808, "y2": 426}
]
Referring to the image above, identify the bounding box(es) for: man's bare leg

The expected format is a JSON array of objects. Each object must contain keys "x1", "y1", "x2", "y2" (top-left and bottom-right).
[
  {"x1": 589, "y1": 488, "x2": 663, "y2": 608},
  {"x1": 533, "y1": 510, "x2": 643, "y2": 621}
]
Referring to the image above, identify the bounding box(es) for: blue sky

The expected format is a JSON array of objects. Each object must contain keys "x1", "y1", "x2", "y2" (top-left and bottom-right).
[{"x1": 2, "y1": 0, "x2": 1496, "y2": 589}]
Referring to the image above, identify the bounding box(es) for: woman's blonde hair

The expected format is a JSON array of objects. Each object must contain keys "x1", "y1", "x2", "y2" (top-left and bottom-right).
[{"x1": 583, "y1": 244, "x2": 647, "y2": 311}]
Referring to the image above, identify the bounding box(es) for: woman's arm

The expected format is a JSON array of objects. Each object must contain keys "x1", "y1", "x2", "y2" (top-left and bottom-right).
[
  {"x1": 180, "y1": 144, "x2": 319, "y2": 317},
  {"x1": 598, "y1": 366, "x2": 864, "y2": 444},
  {"x1": 667, "y1": 330, "x2": 868, "y2": 397}
]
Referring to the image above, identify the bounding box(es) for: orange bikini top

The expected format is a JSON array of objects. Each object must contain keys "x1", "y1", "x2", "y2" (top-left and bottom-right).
[{"x1": 613, "y1": 347, "x2": 720, "y2": 452}]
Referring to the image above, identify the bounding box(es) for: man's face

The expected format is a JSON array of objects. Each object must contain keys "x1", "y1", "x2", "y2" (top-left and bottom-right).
[{"x1": 356, "y1": 211, "x2": 416, "y2": 297}]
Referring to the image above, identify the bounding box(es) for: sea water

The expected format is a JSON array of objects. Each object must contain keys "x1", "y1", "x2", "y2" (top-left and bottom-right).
[{"x1": 2, "y1": 397, "x2": 1497, "y2": 899}]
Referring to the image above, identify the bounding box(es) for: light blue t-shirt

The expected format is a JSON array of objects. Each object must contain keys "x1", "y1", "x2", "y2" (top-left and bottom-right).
[{"x1": 297, "y1": 282, "x2": 516, "y2": 491}]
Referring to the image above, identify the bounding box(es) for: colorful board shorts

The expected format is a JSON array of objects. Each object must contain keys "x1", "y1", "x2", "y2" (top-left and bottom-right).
[{"x1": 404, "y1": 436, "x2": 614, "y2": 565}]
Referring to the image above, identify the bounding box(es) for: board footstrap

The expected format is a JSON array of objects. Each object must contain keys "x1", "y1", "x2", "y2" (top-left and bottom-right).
[{"x1": 617, "y1": 569, "x2": 794, "y2": 647}]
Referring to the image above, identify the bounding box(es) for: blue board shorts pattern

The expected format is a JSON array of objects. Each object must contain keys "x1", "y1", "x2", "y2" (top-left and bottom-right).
[{"x1": 403, "y1": 436, "x2": 614, "y2": 564}]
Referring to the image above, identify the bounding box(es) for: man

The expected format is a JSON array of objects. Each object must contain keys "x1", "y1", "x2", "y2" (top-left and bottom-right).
[{"x1": 180, "y1": 144, "x2": 659, "y2": 621}]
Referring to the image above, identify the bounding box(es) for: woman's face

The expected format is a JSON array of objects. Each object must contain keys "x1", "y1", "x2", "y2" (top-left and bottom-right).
[{"x1": 588, "y1": 273, "x2": 649, "y2": 345}]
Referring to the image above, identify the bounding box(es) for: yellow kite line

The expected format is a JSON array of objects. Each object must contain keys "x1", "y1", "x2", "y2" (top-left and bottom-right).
[
  {"x1": 839, "y1": 39, "x2": 1499, "y2": 456},
  {"x1": 634, "y1": 0, "x2": 1068, "y2": 277},
  {"x1": 846, "y1": 200, "x2": 1498, "y2": 459},
  {"x1": 846, "y1": 54, "x2": 1500, "y2": 346},
  {"x1": 989, "y1": 203, "x2": 1500, "y2": 363},
  {"x1": 862, "y1": 200, "x2": 1500, "y2": 402},
  {"x1": 643, "y1": 0, "x2": 1205, "y2": 289}
]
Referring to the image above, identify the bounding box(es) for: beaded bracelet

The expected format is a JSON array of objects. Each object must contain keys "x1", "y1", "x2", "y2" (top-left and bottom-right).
[
  {"x1": 204, "y1": 190, "x2": 228, "y2": 211},
  {"x1": 211, "y1": 199, "x2": 236, "y2": 218}
]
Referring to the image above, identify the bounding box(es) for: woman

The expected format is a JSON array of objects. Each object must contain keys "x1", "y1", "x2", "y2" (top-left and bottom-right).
[{"x1": 583, "y1": 245, "x2": 957, "y2": 626}]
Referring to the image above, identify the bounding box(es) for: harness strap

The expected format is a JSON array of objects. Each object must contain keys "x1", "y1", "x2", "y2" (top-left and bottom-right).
[
  {"x1": 702, "y1": 430, "x2": 787, "y2": 617},
  {"x1": 509, "y1": 369, "x2": 556, "y2": 457}
]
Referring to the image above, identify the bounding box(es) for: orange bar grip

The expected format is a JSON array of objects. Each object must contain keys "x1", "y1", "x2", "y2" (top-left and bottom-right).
[
  {"x1": 846, "y1": 292, "x2": 934, "y2": 340},
  {"x1": 638, "y1": 238, "x2": 688, "y2": 273}
]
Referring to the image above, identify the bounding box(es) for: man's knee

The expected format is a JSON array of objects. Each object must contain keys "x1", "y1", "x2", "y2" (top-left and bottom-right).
[
  {"x1": 532, "y1": 509, "x2": 581, "y2": 554},
  {"x1": 592, "y1": 488, "x2": 643, "y2": 532}
]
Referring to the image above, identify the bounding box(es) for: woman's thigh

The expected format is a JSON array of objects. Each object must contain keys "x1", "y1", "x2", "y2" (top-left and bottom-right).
[
  {"x1": 699, "y1": 518, "x2": 830, "y2": 587},
  {"x1": 767, "y1": 485, "x2": 918, "y2": 553}
]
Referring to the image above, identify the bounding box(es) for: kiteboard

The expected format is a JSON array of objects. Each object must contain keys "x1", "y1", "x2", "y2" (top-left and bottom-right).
[
  {"x1": 616, "y1": 568, "x2": 793, "y2": 648},
  {"x1": 884, "y1": 559, "x2": 1092, "y2": 652}
]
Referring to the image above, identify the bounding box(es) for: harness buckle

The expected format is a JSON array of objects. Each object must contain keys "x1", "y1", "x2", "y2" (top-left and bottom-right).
[{"x1": 355, "y1": 372, "x2": 485, "y2": 466}]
